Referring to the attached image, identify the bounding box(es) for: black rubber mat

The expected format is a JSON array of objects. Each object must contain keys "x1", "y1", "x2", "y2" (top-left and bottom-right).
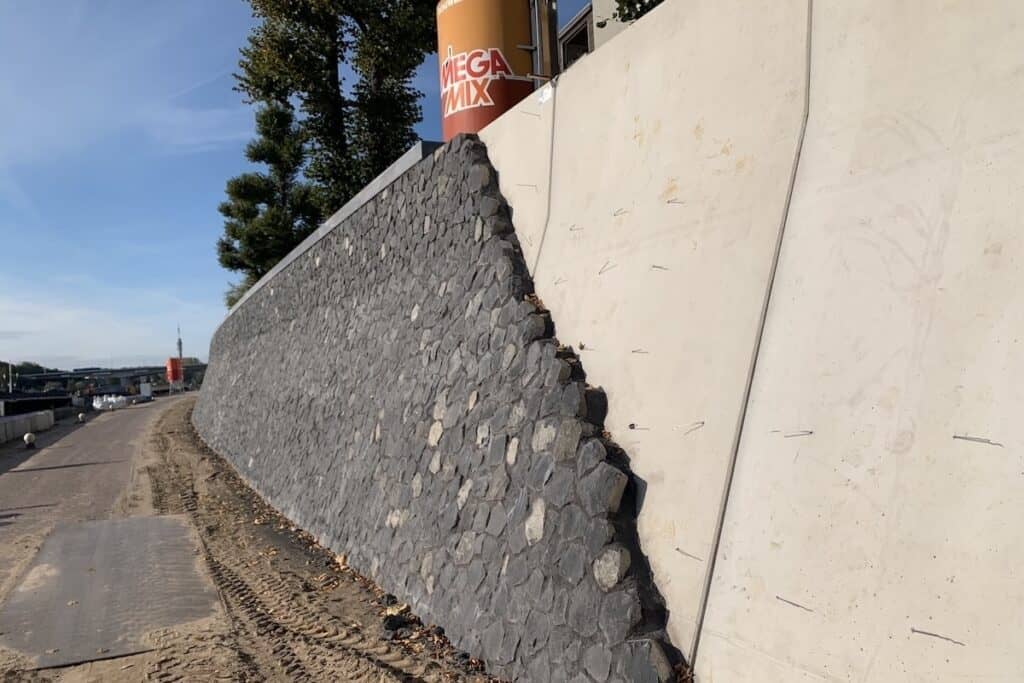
[{"x1": 0, "y1": 515, "x2": 220, "y2": 669}]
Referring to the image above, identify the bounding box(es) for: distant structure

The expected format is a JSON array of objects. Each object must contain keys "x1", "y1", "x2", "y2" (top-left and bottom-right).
[
  {"x1": 166, "y1": 325, "x2": 185, "y2": 393},
  {"x1": 558, "y1": 0, "x2": 626, "y2": 70}
]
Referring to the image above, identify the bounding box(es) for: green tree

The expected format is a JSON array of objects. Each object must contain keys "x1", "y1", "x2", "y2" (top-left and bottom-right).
[
  {"x1": 14, "y1": 362, "x2": 49, "y2": 375},
  {"x1": 217, "y1": 102, "x2": 323, "y2": 307},
  {"x1": 235, "y1": 0, "x2": 436, "y2": 212},
  {"x1": 612, "y1": 0, "x2": 664, "y2": 23}
]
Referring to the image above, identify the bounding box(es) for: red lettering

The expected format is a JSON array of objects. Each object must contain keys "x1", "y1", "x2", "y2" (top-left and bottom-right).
[
  {"x1": 470, "y1": 78, "x2": 491, "y2": 105},
  {"x1": 489, "y1": 48, "x2": 512, "y2": 77},
  {"x1": 440, "y1": 57, "x2": 454, "y2": 89},
  {"x1": 454, "y1": 53, "x2": 467, "y2": 83},
  {"x1": 440, "y1": 47, "x2": 514, "y2": 117},
  {"x1": 466, "y1": 49, "x2": 488, "y2": 79}
]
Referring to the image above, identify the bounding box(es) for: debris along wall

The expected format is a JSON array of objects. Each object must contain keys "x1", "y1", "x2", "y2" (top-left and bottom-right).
[{"x1": 194, "y1": 135, "x2": 676, "y2": 681}]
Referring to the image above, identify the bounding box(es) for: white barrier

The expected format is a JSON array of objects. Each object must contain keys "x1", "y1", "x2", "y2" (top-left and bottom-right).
[{"x1": 0, "y1": 410, "x2": 55, "y2": 447}]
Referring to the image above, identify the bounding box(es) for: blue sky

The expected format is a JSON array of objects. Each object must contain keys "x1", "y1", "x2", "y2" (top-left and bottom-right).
[{"x1": 0, "y1": 0, "x2": 590, "y2": 370}]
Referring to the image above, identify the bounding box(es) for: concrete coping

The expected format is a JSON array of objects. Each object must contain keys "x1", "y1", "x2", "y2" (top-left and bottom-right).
[{"x1": 223, "y1": 139, "x2": 444, "y2": 319}]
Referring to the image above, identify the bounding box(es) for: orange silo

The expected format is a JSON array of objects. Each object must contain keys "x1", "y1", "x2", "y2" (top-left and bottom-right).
[{"x1": 437, "y1": 0, "x2": 535, "y2": 140}]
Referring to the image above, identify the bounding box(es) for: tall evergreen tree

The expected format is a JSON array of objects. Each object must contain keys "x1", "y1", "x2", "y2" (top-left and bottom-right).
[
  {"x1": 235, "y1": 0, "x2": 436, "y2": 212},
  {"x1": 217, "y1": 102, "x2": 322, "y2": 307}
]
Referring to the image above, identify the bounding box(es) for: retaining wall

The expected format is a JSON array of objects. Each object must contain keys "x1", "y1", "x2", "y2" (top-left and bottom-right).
[
  {"x1": 194, "y1": 136, "x2": 675, "y2": 681},
  {"x1": 480, "y1": 0, "x2": 809, "y2": 658},
  {"x1": 197, "y1": 0, "x2": 1024, "y2": 678},
  {"x1": 696, "y1": 1, "x2": 1024, "y2": 680}
]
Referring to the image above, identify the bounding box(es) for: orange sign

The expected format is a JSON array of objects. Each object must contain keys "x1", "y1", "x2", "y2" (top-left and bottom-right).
[
  {"x1": 437, "y1": 0, "x2": 534, "y2": 140},
  {"x1": 166, "y1": 358, "x2": 183, "y2": 383}
]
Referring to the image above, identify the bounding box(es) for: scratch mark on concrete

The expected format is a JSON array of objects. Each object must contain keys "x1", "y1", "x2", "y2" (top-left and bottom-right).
[
  {"x1": 613, "y1": 208, "x2": 629, "y2": 217},
  {"x1": 911, "y1": 627, "x2": 966, "y2": 647},
  {"x1": 952, "y1": 434, "x2": 1004, "y2": 448},
  {"x1": 554, "y1": 277, "x2": 566, "y2": 285},
  {"x1": 519, "y1": 111, "x2": 541, "y2": 118},
  {"x1": 675, "y1": 547, "x2": 704, "y2": 562},
  {"x1": 784, "y1": 430, "x2": 814, "y2": 438},
  {"x1": 666, "y1": 198, "x2": 685, "y2": 205},
  {"x1": 684, "y1": 421, "x2": 705, "y2": 435},
  {"x1": 569, "y1": 225, "x2": 584, "y2": 232},
  {"x1": 631, "y1": 349, "x2": 649, "y2": 354},
  {"x1": 598, "y1": 261, "x2": 617, "y2": 275},
  {"x1": 776, "y1": 595, "x2": 815, "y2": 613},
  {"x1": 650, "y1": 264, "x2": 669, "y2": 271}
]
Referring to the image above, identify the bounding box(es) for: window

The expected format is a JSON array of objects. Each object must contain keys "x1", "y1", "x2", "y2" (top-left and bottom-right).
[{"x1": 558, "y1": 6, "x2": 594, "y2": 71}]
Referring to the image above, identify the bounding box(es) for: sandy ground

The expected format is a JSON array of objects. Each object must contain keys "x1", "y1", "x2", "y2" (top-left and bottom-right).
[{"x1": 1, "y1": 397, "x2": 494, "y2": 682}]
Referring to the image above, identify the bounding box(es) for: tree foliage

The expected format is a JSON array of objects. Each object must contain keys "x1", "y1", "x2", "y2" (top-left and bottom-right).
[
  {"x1": 612, "y1": 0, "x2": 664, "y2": 23},
  {"x1": 236, "y1": 0, "x2": 436, "y2": 211},
  {"x1": 13, "y1": 362, "x2": 50, "y2": 375},
  {"x1": 217, "y1": 102, "x2": 322, "y2": 305}
]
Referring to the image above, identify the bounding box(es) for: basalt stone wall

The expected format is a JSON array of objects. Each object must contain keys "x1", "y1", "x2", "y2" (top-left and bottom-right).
[{"x1": 194, "y1": 135, "x2": 676, "y2": 681}]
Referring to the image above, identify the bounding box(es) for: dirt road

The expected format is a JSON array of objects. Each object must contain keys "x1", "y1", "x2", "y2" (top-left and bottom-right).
[{"x1": 0, "y1": 397, "x2": 492, "y2": 682}]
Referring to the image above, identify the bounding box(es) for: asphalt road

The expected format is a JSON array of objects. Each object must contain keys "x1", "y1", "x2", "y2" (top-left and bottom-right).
[{"x1": 0, "y1": 397, "x2": 185, "y2": 603}]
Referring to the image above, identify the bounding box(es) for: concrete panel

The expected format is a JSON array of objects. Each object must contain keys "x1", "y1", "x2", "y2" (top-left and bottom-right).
[
  {"x1": 698, "y1": 2, "x2": 1024, "y2": 680},
  {"x1": 0, "y1": 411, "x2": 54, "y2": 446},
  {"x1": 484, "y1": 0, "x2": 809, "y2": 656},
  {"x1": 479, "y1": 82, "x2": 555, "y2": 271}
]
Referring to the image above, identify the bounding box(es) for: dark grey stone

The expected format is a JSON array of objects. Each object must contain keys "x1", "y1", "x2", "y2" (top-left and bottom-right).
[
  {"x1": 568, "y1": 581, "x2": 601, "y2": 638},
  {"x1": 485, "y1": 463, "x2": 509, "y2": 501},
  {"x1": 479, "y1": 195, "x2": 501, "y2": 218},
  {"x1": 192, "y1": 135, "x2": 673, "y2": 683},
  {"x1": 505, "y1": 553, "x2": 529, "y2": 587},
  {"x1": 485, "y1": 501, "x2": 507, "y2": 536},
  {"x1": 577, "y1": 439, "x2": 607, "y2": 476},
  {"x1": 599, "y1": 587, "x2": 642, "y2": 645},
  {"x1": 619, "y1": 639, "x2": 673, "y2": 683},
  {"x1": 544, "y1": 467, "x2": 577, "y2": 508},
  {"x1": 559, "y1": 504, "x2": 589, "y2": 542},
  {"x1": 482, "y1": 618, "x2": 505, "y2": 663},
  {"x1": 584, "y1": 643, "x2": 613, "y2": 682},
  {"x1": 557, "y1": 543, "x2": 587, "y2": 585},
  {"x1": 564, "y1": 637, "x2": 583, "y2": 670},
  {"x1": 580, "y1": 463, "x2": 629, "y2": 516},
  {"x1": 522, "y1": 609, "x2": 551, "y2": 656},
  {"x1": 525, "y1": 648, "x2": 552, "y2": 683}
]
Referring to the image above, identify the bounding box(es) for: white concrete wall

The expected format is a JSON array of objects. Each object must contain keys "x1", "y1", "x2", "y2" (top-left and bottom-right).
[
  {"x1": 697, "y1": 1, "x2": 1024, "y2": 681},
  {"x1": 482, "y1": 0, "x2": 809, "y2": 658},
  {"x1": 0, "y1": 410, "x2": 54, "y2": 445}
]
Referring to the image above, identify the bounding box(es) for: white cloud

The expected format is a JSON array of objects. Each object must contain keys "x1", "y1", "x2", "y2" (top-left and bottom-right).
[
  {"x1": 0, "y1": 2, "x2": 254, "y2": 171},
  {"x1": 0, "y1": 277, "x2": 223, "y2": 369}
]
